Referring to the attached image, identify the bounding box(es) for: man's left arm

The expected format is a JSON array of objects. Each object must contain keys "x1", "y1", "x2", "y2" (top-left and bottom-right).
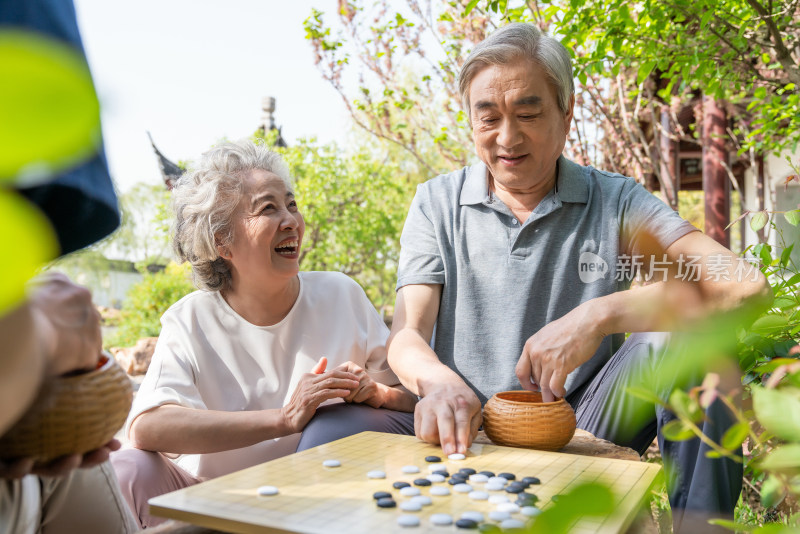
[{"x1": 517, "y1": 230, "x2": 772, "y2": 402}]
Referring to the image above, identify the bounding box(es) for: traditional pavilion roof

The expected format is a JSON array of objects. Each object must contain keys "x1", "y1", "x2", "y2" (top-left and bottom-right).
[{"x1": 147, "y1": 131, "x2": 184, "y2": 190}]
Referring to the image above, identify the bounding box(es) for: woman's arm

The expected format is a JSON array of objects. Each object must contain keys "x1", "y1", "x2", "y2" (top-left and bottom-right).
[{"x1": 130, "y1": 368, "x2": 359, "y2": 454}]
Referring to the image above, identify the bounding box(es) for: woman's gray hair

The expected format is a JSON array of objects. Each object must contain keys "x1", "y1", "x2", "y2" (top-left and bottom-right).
[
  {"x1": 458, "y1": 23, "x2": 574, "y2": 118},
  {"x1": 171, "y1": 138, "x2": 292, "y2": 292}
]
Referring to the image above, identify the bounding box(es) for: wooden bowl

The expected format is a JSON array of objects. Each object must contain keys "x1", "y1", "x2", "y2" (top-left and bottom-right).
[
  {"x1": 482, "y1": 390, "x2": 576, "y2": 451},
  {"x1": 0, "y1": 352, "x2": 133, "y2": 464}
]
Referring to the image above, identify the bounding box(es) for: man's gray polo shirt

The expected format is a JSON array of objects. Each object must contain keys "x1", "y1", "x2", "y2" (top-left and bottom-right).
[{"x1": 396, "y1": 156, "x2": 696, "y2": 403}]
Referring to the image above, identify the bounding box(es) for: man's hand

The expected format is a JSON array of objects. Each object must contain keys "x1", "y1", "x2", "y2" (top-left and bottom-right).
[
  {"x1": 0, "y1": 439, "x2": 121, "y2": 479},
  {"x1": 414, "y1": 384, "x2": 482, "y2": 456},
  {"x1": 28, "y1": 272, "x2": 102, "y2": 376},
  {"x1": 516, "y1": 302, "x2": 604, "y2": 402}
]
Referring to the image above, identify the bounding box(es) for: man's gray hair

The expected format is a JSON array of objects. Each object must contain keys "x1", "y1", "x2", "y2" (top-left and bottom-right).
[
  {"x1": 458, "y1": 23, "x2": 574, "y2": 117},
  {"x1": 172, "y1": 138, "x2": 292, "y2": 292}
]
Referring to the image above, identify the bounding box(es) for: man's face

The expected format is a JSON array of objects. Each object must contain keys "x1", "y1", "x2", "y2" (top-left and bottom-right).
[{"x1": 469, "y1": 59, "x2": 573, "y2": 195}]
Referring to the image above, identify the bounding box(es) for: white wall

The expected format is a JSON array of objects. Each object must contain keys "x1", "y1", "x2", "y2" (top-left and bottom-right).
[{"x1": 742, "y1": 151, "x2": 800, "y2": 263}]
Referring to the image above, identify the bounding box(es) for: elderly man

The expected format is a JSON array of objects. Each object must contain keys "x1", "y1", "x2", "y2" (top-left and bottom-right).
[{"x1": 387, "y1": 22, "x2": 770, "y2": 532}]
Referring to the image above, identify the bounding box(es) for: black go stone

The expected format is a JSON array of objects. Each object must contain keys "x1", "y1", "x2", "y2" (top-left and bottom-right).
[
  {"x1": 372, "y1": 491, "x2": 392, "y2": 500},
  {"x1": 504, "y1": 485, "x2": 525, "y2": 494},
  {"x1": 478, "y1": 470, "x2": 495, "y2": 478},
  {"x1": 498, "y1": 472, "x2": 516, "y2": 481},
  {"x1": 448, "y1": 477, "x2": 463, "y2": 485},
  {"x1": 515, "y1": 492, "x2": 539, "y2": 506},
  {"x1": 432, "y1": 469, "x2": 449, "y2": 477},
  {"x1": 392, "y1": 481, "x2": 410, "y2": 489},
  {"x1": 414, "y1": 478, "x2": 432, "y2": 486},
  {"x1": 455, "y1": 518, "x2": 478, "y2": 529},
  {"x1": 425, "y1": 455, "x2": 442, "y2": 463},
  {"x1": 451, "y1": 472, "x2": 468, "y2": 481},
  {"x1": 522, "y1": 476, "x2": 541, "y2": 485},
  {"x1": 376, "y1": 497, "x2": 396, "y2": 508},
  {"x1": 479, "y1": 524, "x2": 501, "y2": 533},
  {"x1": 458, "y1": 468, "x2": 477, "y2": 476}
]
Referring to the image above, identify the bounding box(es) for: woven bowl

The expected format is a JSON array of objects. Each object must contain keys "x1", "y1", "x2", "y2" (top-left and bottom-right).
[
  {"x1": 482, "y1": 390, "x2": 576, "y2": 451},
  {"x1": 0, "y1": 352, "x2": 133, "y2": 465}
]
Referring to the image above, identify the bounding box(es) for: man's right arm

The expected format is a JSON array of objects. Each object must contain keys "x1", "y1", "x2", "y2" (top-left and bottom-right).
[{"x1": 387, "y1": 284, "x2": 482, "y2": 455}]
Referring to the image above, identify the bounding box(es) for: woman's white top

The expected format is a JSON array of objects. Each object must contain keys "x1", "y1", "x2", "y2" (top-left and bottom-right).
[{"x1": 127, "y1": 271, "x2": 397, "y2": 478}]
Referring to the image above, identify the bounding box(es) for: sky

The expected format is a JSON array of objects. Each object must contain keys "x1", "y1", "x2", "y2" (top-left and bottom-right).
[{"x1": 73, "y1": 0, "x2": 348, "y2": 194}]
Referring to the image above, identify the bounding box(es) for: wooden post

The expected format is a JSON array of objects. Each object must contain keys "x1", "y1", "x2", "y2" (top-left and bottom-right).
[
  {"x1": 702, "y1": 95, "x2": 730, "y2": 247},
  {"x1": 659, "y1": 106, "x2": 680, "y2": 210}
]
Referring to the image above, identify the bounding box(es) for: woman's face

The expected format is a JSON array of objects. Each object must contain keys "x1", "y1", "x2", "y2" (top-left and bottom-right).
[{"x1": 223, "y1": 169, "x2": 305, "y2": 287}]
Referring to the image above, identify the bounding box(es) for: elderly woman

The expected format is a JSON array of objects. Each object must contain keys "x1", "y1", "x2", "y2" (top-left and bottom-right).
[{"x1": 111, "y1": 139, "x2": 416, "y2": 528}]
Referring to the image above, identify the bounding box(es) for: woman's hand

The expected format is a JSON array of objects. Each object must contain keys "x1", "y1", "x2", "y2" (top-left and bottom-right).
[
  {"x1": 334, "y1": 362, "x2": 385, "y2": 408},
  {"x1": 0, "y1": 439, "x2": 120, "y2": 479},
  {"x1": 280, "y1": 367, "x2": 359, "y2": 434}
]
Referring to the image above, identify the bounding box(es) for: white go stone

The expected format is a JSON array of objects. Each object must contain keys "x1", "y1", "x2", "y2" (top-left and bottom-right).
[
  {"x1": 428, "y1": 464, "x2": 447, "y2": 473},
  {"x1": 488, "y1": 495, "x2": 510, "y2": 504},
  {"x1": 469, "y1": 474, "x2": 489, "y2": 483},
  {"x1": 468, "y1": 490, "x2": 489, "y2": 501},
  {"x1": 497, "y1": 503, "x2": 520, "y2": 514},
  {"x1": 501, "y1": 518, "x2": 525, "y2": 530},
  {"x1": 400, "y1": 501, "x2": 422, "y2": 512},
  {"x1": 489, "y1": 510, "x2": 511, "y2": 522},
  {"x1": 411, "y1": 495, "x2": 432, "y2": 507},
  {"x1": 426, "y1": 474, "x2": 445, "y2": 483},
  {"x1": 399, "y1": 486, "x2": 421, "y2": 497},
  {"x1": 460, "y1": 511, "x2": 485, "y2": 523},
  {"x1": 397, "y1": 515, "x2": 421, "y2": 527},
  {"x1": 322, "y1": 459, "x2": 341, "y2": 468},
  {"x1": 520, "y1": 506, "x2": 542, "y2": 517},
  {"x1": 447, "y1": 453, "x2": 466, "y2": 460},
  {"x1": 430, "y1": 513, "x2": 454, "y2": 526},
  {"x1": 257, "y1": 485, "x2": 278, "y2": 496},
  {"x1": 453, "y1": 483, "x2": 473, "y2": 493},
  {"x1": 366, "y1": 470, "x2": 386, "y2": 479},
  {"x1": 488, "y1": 476, "x2": 508, "y2": 486},
  {"x1": 401, "y1": 465, "x2": 420, "y2": 474},
  {"x1": 486, "y1": 482, "x2": 507, "y2": 491},
  {"x1": 430, "y1": 486, "x2": 451, "y2": 496}
]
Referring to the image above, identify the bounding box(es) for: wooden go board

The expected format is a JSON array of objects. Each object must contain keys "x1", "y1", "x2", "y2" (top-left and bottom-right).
[{"x1": 149, "y1": 431, "x2": 661, "y2": 534}]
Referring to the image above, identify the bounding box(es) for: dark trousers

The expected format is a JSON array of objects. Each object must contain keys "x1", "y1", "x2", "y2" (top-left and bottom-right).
[
  {"x1": 296, "y1": 403, "x2": 415, "y2": 452},
  {"x1": 567, "y1": 332, "x2": 742, "y2": 533}
]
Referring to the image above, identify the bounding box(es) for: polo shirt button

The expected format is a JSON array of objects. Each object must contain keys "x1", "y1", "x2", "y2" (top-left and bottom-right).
[{"x1": 512, "y1": 219, "x2": 518, "y2": 225}]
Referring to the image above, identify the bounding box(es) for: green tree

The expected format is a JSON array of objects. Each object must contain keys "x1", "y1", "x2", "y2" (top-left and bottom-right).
[
  {"x1": 258, "y1": 131, "x2": 416, "y2": 314},
  {"x1": 106, "y1": 262, "x2": 194, "y2": 349}
]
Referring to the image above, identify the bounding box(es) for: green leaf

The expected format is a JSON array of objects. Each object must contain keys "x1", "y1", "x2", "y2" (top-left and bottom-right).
[
  {"x1": 637, "y1": 60, "x2": 656, "y2": 85},
  {"x1": 752, "y1": 387, "x2": 800, "y2": 441},
  {"x1": 761, "y1": 474, "x2": 786, "y2": 508},
  {"x1": 785, "y1": 209, "x2": 800, "y2": 226},
  {"x1": 662, "y1": 419, "x2": 696, "y2": 441},
  {"x1": 708, "y1": 519, "x2": 755, "y2": 531},
  {"x1": 750, "y1": 211, "x2": 769, "y2": 232},
  {"x1": 751, "y1": 315, "x2": 790, "y2": 334},
  {"x1": 669, "y1": 389, "x2": 703, "y2": 422},
  {"x1": 626, "y1": 385, "x2": 665, "y2": 406},
  {"x1": 721, "y1": 422, "x2": 750, "y2": 450},
  {"x1": 759, "y1": 444, "x2": 800, "y2": 474},
  {"x1": 0, "y1": 190, "x2": 58, "y2": 315},
  {"x1": 463, "y1": 0, "x2": 480, "y2": 15},
  {"x1": 0, "y1": 30, "x2": 101, "y2": 184}
]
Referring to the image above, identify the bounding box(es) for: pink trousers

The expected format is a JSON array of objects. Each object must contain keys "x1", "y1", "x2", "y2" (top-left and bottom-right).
[{"x1": 110, "y1": 449, "x2": 203, "y2": 529}]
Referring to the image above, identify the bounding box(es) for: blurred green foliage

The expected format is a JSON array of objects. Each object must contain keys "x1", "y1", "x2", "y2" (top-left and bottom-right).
[
  {"x1": 0, "y1": 30, "x2": 99, "y2": 315},
  {"x1": 105, "y1": 262, "x2": 194, "y2": 349}
]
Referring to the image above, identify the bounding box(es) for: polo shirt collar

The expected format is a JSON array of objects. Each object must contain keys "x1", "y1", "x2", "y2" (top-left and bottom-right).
[
  {"x1": 458, "y1": 155, "x2": 589, "y2": 206},
  {"x1": 459, "y1": 162, "x2": 490, "y2": 206},
  {"x1": 555, "y1": 155, "x2": 589, "y2": 204}
]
